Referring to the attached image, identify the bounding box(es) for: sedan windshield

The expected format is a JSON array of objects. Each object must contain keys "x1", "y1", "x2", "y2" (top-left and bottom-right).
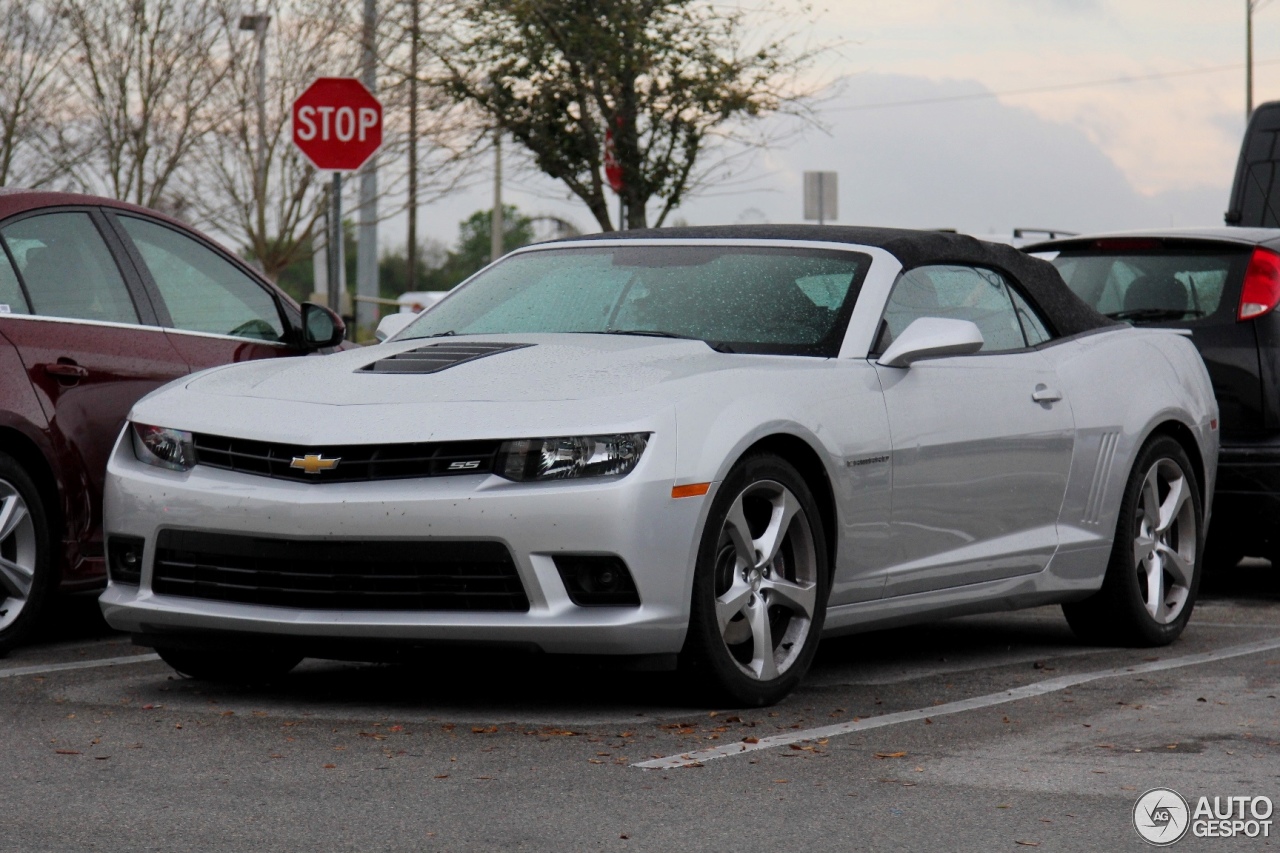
[{"x1": 398, "y1": 245, "x2": 870, "y2": 356}]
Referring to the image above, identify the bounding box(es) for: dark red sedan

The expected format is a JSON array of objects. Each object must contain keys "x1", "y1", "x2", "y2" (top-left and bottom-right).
[{"x1": 0, "y1": 189, "x2": 344, "y2": 652}]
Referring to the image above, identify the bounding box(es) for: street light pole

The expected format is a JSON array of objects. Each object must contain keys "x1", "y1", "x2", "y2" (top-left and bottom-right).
[{"x1": 238, "y1": 11, "x2": 270, "y2": 263}]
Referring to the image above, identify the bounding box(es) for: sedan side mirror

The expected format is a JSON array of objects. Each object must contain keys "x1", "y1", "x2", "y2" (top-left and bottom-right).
[
  {"x1": 877, "y1": 317, "x2": 984, "y2": 368},
  {"x1": 375, "y1": 312, "x2": 417, "y2": 342},
  {"x1": 300, "y1": 302, "x2": 346, "y2": 349}
]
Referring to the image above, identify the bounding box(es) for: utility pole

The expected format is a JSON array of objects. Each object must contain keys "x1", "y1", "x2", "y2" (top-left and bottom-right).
[
  {"x1": 357, "y1": 0, "x2": 378, "y2": 334},
  {"x1": 406, "y1": 0, "x2": 419, "y2": 291},
  {"x1": 491, "y1": 129, "x2": 503, "y2": 263},
  {"x1": 238, "y1": 11, "x2": 270, "y2": 268}
]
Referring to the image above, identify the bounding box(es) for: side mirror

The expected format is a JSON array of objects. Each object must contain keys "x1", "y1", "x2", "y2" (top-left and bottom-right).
[
  {"x1": 877, "y1": 317, "x2": 984, "y2": 368},
  {"x1": 375, "y1": 312, "x2": 417, "y2": 342},
  {"x1": 300, "y1": 302, "x2": 346, "y2": 349}
]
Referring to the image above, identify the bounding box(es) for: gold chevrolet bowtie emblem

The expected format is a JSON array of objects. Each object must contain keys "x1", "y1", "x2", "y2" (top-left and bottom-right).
[{"x1": 290, "y1": 454, "x2": 341, "y2": 475}]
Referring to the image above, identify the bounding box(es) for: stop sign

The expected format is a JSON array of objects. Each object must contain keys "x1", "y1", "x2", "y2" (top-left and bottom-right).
[{"x1": 291, "y1": 77, "x2": 382, "y2": 171}]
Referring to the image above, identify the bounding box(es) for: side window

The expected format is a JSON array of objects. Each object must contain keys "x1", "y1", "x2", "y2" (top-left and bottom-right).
[
  {"x1": 0, "y1": 249, "x2": 30, "y2": 315},
  {"x1": 0, "y1": 212, "x2": 138, "y2": 324},
  {"x1": 1008, "y1": 286, "x2": 1052, "y2": 345},
  {"x1": 119, "y1": 216, "x2": 285, "y2": 342},
  {"x1": 877, "y1": 265, "x2": 1028, "y2": 354}
]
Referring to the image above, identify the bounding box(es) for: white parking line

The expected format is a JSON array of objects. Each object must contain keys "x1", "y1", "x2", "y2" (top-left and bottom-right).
[
  {"x1": 635, "y1": 637, "x2": 1280, "y2": 770},
  {"x1": 0, "y1": 653, "x2": 160, "y2": 680}
]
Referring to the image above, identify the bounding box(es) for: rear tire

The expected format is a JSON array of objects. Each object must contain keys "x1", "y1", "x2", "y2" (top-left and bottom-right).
[
  {"x1": 682, "y1": 454, "x2": 830, "y2": 707},
  {"x1": 1063, "y1": 435, "x2": 1202, "y2": 647},
  {"x1": 155, "y1": 646, "x2": 302, "y2": 683},
  {"x1": 0, "y1": 453, "x2": 54, "y2": 656}
]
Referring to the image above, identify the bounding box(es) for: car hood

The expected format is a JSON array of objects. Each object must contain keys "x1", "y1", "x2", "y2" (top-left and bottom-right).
[
  {"x1": 130, "y1": 333, "x2": 815, "y2": 445},
  {"x1": 185, "y1": 334, "x2": 737, "y2": 405}
]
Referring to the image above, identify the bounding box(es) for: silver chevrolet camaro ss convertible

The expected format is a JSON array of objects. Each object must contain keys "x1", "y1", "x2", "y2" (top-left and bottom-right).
[{"x1": 99, "y1": 226, "x2": 1218, "y2": 705}]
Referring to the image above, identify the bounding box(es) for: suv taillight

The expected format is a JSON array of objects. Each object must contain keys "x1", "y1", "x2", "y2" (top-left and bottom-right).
[{"x1": 1239, "y1": 247, "x2": 1280, "y2": 321}]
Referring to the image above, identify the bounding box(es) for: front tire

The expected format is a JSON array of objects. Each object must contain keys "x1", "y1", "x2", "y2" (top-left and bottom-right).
[
  {"x1": 682, "y1": 454, "x2": 830, "y2": 707},
  {"x1": 1063, "y1": 435, "x2": 1202, "y2": 647},
  {"x1": 0, "y1": 453, "x2": 54, "y2": 656},
  {"x1": 156, "y1": 646, "x2": 302, "y2": 683}
]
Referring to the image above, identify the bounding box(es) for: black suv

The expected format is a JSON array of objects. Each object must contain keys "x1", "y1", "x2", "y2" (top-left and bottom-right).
[{"x1": 1024, "y1": 229, "x2": 1280, "y2": 567}]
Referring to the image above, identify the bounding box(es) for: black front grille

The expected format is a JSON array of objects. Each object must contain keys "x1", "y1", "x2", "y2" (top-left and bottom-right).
[
  {"x1": 192, "y1": 434, "x2": 501, "y2": 483},
  {"x1": 361, "y1": 341, "x2": 533, "y2": 374},
  {"x1": 152, "y1": 531, "x2": 529, "y2": 612}
]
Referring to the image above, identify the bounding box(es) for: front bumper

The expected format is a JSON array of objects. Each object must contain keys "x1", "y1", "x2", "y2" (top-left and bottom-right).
[{"x1": 99, "y1": 425, "x2": 709, "y2": 656}]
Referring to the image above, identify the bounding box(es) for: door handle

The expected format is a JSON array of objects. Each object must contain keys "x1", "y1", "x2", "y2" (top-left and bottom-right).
[
  {"x1": 1031, "y1": 384, "x2": 1062, "y2": 403},
  {"x1": 41, "y1": 360, "x2": 89, "y2": 383}
]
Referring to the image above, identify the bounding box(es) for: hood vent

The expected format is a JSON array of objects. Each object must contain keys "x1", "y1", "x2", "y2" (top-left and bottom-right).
[{"x1": 361, "y1": 341, "x2": 533, "y2": 374}]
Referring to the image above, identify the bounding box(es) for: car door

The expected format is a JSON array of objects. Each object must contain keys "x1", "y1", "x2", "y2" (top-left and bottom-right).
[
  {"x1": 0, "y1": 208, "x2": 190, "y2": 559},
  {"x1": 104, "y1": 212, "x2": 301, "y2": 372},
  {"x1": 871, "y1": 265, "x2": 1076, "y2": 597}
]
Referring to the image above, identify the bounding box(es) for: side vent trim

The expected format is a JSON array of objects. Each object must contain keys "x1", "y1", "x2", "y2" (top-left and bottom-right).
[
  {"x1": 361, "y1": 342, "x2": 533, "y2": 374},
  {"x1": 1082, "y1": 430, "x2": 1120, "y2": 525}
]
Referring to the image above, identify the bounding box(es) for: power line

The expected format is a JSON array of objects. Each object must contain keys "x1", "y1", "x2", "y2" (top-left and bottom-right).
[{"x1": 829, "y1": 58, "x2": 1280, "y2": 113}]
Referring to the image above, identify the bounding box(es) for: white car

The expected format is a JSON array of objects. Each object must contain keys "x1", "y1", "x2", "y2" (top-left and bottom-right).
[{"x1": 99, "y1": 226, "x2": 1218, "y2": 706}]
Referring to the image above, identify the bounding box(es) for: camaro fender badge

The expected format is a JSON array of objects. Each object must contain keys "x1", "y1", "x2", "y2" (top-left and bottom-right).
[
  {"x1": 845, "y1": 454, "x2": 890, "y2": 468},
  {"x1": 291, "y1": 454, "x2": 342, "y2": 474}
]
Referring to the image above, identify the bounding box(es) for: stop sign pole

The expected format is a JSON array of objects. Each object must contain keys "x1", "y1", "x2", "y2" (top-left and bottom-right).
[{"x1": 291, "y1": 78, "x2": 383, "y2": 319}]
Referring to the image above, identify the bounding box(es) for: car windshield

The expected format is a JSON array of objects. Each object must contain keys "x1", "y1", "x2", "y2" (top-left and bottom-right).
[
  {"x1": 397, "y1": 245, "x2": 871, "y2": 356},
  {"x1": 1051, "y1": 248, "x2": 1250, "y2": 323}
]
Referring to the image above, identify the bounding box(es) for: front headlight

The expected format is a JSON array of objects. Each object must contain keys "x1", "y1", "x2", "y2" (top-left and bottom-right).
[
  {"x1": 131, "y1": 423, "x2": 197, "y2": 472},
  {"x1": 497, "y1": 433, "x2": 649, "y2": 482}
]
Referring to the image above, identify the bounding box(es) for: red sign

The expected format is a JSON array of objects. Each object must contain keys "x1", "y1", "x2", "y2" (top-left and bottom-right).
[
  {"x1": 604, "y1": 129, "x2": 623, "y2": 194},
  {"x1": 291, "y1": 78, "x2": 383, "y2": 172}
]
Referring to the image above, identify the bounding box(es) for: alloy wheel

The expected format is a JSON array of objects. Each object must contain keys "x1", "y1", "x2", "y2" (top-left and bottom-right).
[
  {"x1": 0, "y1": 479, "x2": 38, "y2": 633},
  {"x1": 1133, "y1": 457, "x2": 1197, "y2": 625},
  {"x1": 712, "y1": 479, "x2": 819, "y2": 681}
]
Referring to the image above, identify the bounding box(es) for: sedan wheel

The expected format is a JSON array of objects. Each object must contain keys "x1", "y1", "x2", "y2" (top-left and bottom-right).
[
  {"x1": 684, "y1": 455, "x2": 829, "y2": 706},
  {"x1": 0, "y1": 455, "x2": 52, "y2": 654},
  {"x1": 1064, "y1": 435, "x2": 1202, "y2": 646}
]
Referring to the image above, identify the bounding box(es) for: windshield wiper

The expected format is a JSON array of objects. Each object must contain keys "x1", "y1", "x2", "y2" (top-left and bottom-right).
[
  {"x1": 425, "y1": 329, "x2": 457, "y2": 337},
  {"x1": 603, "y1": 329, "x2": 691, "y2": 339},
  {"x1": 1105, "y1": 308, "x2": 1205, "y2": 322},
  {"x1": 602, "y1": 328, "x2": 736, "y2": 353}
]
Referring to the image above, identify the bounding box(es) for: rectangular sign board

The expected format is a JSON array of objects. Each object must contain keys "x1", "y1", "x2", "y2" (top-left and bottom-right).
[{"x1": 803, "y1": 171, "x2": 838, "y2": 224}]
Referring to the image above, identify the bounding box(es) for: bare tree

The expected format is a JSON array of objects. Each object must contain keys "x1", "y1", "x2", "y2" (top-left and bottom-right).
[
  {"x1": 183, "y1": 0, "x2": 357, "y2": 281},
  {"x1": 0, "y1": 0, "x2": 80, "y2": 188},
  {"x1": 62, "y1": 0, "x2": 230, "y2": 211},
  {"x1": 370, "y1": 0, "x2": 488, "y2": 280}
]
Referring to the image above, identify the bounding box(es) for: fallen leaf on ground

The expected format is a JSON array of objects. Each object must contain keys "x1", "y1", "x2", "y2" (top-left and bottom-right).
[
  {"x1": 55, "y1": 750, "x2": 81, "y2": 755},
  {"x1": 1015, "y1": 842, "x2": 1040, "y2": 847},
  {"x1": 472, "y1": 726, "x2": 498, "y2": 734},
  {"x1": 322, "y1": 763, "x2": 336, "y2": 769},
  {"x1": 875, "y1": 751, "x2": 907, "y2": 759}
]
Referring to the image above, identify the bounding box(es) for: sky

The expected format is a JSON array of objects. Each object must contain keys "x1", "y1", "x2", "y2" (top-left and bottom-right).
[{"x1": 385, "y1": 0, "x2": 1280, "y2": 253}]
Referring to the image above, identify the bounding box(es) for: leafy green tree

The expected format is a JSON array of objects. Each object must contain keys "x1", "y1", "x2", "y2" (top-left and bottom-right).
[{"x1": 436, "y1": 0, "x2": 812, "y2": 231}]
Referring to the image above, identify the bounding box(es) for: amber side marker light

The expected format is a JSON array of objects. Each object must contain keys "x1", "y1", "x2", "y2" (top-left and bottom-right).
[{"x1": 671, "y1": 483, "x2": 710, "y2": 499}]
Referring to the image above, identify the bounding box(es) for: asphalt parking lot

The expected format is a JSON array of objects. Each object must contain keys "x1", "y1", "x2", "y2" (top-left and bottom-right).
[{"x1": 2, "y1": 564, "x2": 1278, "y2": 853}]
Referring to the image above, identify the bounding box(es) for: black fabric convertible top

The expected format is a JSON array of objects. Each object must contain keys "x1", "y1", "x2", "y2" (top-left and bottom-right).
[{"x1": 560, "y1": 224, "x2": 1119, "y2": 339}]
